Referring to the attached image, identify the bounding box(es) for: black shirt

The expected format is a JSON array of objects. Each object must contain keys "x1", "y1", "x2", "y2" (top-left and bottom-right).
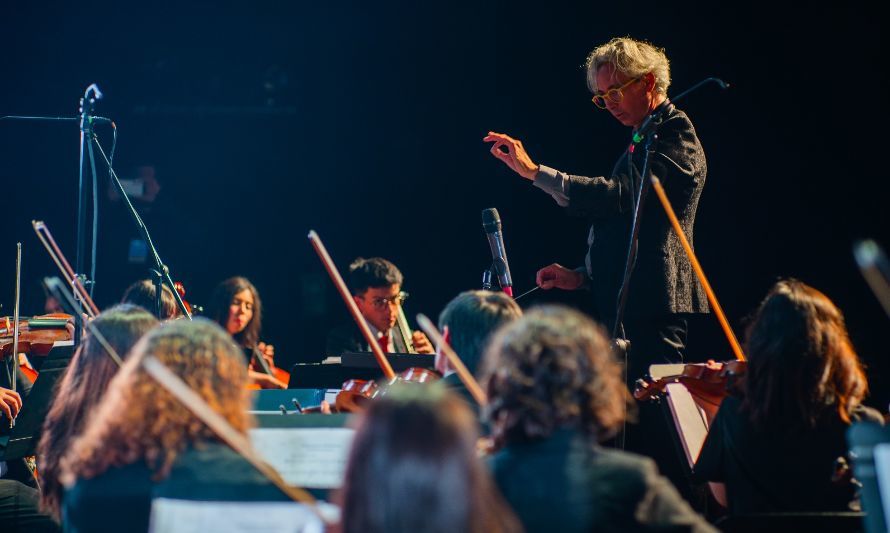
[
  {"x1": 692, "y1": 395, "x2": 884, "y2": 514},
  {"x1": 63, "y1": 442, "x2": 291, "y2": 533},
  {"x1": 489, "y1": 428, "x2": 715, "y2": 532}
]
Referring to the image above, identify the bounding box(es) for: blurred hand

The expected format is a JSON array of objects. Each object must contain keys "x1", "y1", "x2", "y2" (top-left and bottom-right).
[
  {"x1": 483, "y1": 131, "x2": 540, "y2": 180},
  {"x1": 249, "y1": 370, "x2": 287, "y2": 390},
  {"x1": 412, "y1": 331, "x2": 434, "y2": 354},
  {"x1": 0, "y1": 387, "x2": 22, "y2": 420},
  {"x1": 257, "y1": 341, "x2": 275, "y2": 368},
  {"x1": 536, "y1": 263, "x2": 585, "y2": 290}
]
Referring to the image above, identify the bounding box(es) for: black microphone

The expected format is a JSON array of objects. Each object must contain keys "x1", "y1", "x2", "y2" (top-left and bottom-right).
[{"x1": 482, "y1": 208, "x2": 514, "y2": 297}]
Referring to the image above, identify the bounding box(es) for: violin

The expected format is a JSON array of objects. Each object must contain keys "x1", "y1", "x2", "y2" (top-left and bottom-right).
[
  {"x1": 1, "y1": 314, "x2": 73, "y2": 383},
  {"x1": 634, "y1": 360, "x2": 746, "y2": 422},
  {"x1": 173, "y1": 281, "x2": 204, "y2": 316},
  {"x1": 333, "y1": 367, "x2": 440, "y2": 413}
]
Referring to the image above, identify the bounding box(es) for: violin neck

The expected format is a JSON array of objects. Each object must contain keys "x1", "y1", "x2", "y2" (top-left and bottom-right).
[{"x1": 252, "y1": 345, "x2": 274, "y2": 375}]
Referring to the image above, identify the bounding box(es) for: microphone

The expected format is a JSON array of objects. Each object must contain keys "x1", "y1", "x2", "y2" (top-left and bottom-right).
[{"x1": 481, "y1": 208, "x2": 513, "y2": 297}]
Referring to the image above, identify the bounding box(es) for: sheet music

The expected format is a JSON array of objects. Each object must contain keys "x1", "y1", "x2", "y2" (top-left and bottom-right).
[
  {"x1": 149, "y1": 498, "x2": 326, "y2": 533},
  {"x1": 249, "y1": 428, "x2": 353, "y2": 489},
  {"x1": 664, "y1": 382, "x2": 710, "y2": 468}
]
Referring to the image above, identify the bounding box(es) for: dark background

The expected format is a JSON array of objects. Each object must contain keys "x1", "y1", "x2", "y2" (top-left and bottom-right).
[{"x1": 2, "y1": 2, "x2": 887, "y2": 409}]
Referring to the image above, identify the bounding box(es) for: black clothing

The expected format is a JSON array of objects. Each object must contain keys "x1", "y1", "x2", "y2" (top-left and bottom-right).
[
  {"x1": 325, "y1": 324, "x2": 365, "y2": 358},
  {"x1": 0, "y1": 480, "x2": 59, "y2": 533},
  {"x1": 692, "y1": 395, "x2": 885, "y2": 514},
  {"x1": 489, "y1": 428, "x2": 716, "y2": 533},
  {"x1": 63, "y1": 442, "x2": 290, "y2": 533},
  {"x1": 539, "y1": 106, "x2": 708, "y2": 324}
]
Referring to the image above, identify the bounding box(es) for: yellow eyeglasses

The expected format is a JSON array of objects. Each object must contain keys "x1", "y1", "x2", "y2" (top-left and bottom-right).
[{"x1": 591, "y1": 77, "x2": 642, "y2": 109}]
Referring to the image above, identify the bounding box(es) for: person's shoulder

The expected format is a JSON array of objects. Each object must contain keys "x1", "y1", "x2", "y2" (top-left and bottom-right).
[
  {"x1": 851, "y1": 404, "x2": 886, "y2": 425},
  {"x1": 163, "y1": 442, "x2": 287, "y2": 500},
  {"x1": 589, "y1": 446, "x2": 657, "y2": 478}
]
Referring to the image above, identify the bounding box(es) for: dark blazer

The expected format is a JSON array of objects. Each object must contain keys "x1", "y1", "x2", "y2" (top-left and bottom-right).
[
  {"x1": 489, "y1": 428, "x2": 716, "y2": 532},
  {"x1": 544, "y1": 106, "x2": 708, "y2": 323},
  {"x1": 325, "y1": 324, "x2": 366, "y2": 358},
  {"x1": 63, "y1": 443, "x2": 291, "y2": 533}
]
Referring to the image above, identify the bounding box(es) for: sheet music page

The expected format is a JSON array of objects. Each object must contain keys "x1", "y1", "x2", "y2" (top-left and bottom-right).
[
  {"x1": 249, "y1": 428, "x2": 354, "y2": 489},
  {"x1": 149, "y1": 498, "x2": 325, "y2": 533},
  {"x1": 664, "y1": 382, "x2": 710, "y2": 468}
]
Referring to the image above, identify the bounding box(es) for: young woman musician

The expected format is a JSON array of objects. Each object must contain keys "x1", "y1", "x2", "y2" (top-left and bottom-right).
[
  {"x1": 339, "y1": 384, "x2": 521, "y2": 533},
  {"x1": 59, "y1": 318, "x2": 292, "y2": 532},
  {"x1": 693, "y1": 280, "x2": 885, "y2": 514},
  {"x1": 205, "y1": 277, "x2": 287, "y2": 389},
  {"x1": 38, "y1": 304, "x2": 159, "y2": 521}
]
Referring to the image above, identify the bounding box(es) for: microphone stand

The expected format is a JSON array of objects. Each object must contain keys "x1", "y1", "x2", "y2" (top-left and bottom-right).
[
  {"x1": 76, "y1": 85, "x2": 103, "y2": 306},
  {"x1": 610, "y1": 78, "x2": 728, "y2": 449},
  {"x1": 482, "y1": 268, "x2": 494, "y2": 291},
  {"x1": 2, "y1": 84, "x2": 112, "y2": 343},
  {"x1": 89, "y1": 134, "x2": 192, "y2": 320}
]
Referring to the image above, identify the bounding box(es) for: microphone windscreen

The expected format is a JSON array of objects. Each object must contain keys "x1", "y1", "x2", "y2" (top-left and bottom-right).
[{"x1": 482, "y1": 208, "x2": 501, "y2": 233}]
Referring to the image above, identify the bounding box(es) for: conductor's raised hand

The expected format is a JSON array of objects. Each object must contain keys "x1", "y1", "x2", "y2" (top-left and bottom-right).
[
  {"x1": 536, "y1": 263, "x2": 586, "y2": 291},
  {"x1": 483, "y1": 131, "x2": 539, "y2": 181}
]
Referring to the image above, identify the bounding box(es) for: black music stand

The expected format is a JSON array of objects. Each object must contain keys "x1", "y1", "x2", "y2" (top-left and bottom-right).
[{"x1": 288, "y1": 352, "x2": 435, "y2": 390}]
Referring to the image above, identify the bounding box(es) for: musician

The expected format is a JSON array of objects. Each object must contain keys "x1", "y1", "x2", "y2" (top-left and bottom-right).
[
  {"x1": 692, "y1": 280, "x2": 884, "y2": 514},
  {"x1": 436, "y1": 290, "x2": 521, "y2": 407},
  {"x1": 325, "y1": 257, "x2": 433, "y2": 357},
  {"x1": 481, "y1": 306, "x2": 715, "y2": 532},
  {"x1": 59, "y1": 319, "x2": 292, "y2": 532},
  {"x1": 484, "y1": 36, "x2": 708, "y2": 374},
  {"x1": 339, "y1": 383, "x2": 522, "y2": 533},
  {"x1": 205, "y1": 276, "x2": 286, "y2": 389},
  {"x1": 120, "y1": 279, "x2": 179, "y2": 320},
  {"x1": 38, "y1": 304, "x2": 159, "y2": 521}
]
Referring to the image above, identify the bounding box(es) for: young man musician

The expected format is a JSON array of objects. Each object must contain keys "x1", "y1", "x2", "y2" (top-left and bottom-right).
[
  {"x1": 435, "y1": 290, "x2": 521, "y2": 407},
  {"x1": 325, "y1": 257, "x2": 433, "y2": 358}
]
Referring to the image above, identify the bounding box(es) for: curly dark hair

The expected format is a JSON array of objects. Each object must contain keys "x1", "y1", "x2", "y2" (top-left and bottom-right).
[
  {"x1": 742, "y1": 279, "x2": 869, "y2": 430},
  {"x1": 481, "y1": 305, "x2": 633, "y2": 445},
  {"x1": 59, "y1": 318, "x2": 252, "y2": 488},
  {"x1": 340, "y1": 384, "x2": 521, "y2": 533}
]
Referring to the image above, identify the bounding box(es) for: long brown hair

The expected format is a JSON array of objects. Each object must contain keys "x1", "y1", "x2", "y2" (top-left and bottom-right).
[
  {"x1": 37, "y1": 304, "x2": 158, "y2": 519},
  {"x1": 340, "y1": 384, "x2": 522, "y2": 533},
  {"x1": 742, "y1": 279, "x2": 869, "y2": 430},
  {"x1": 481, "y1": 306, "x2": 633, "y2": 445},
  {"x1": 59, "y1": 318, "x2": 252, "y2": 487},
  {"x1": 205, "y1": 276, "x2": 262, "y2": 348},
  {"x1": 120, "y1": 279, "x2": 178, "y2": 319}
]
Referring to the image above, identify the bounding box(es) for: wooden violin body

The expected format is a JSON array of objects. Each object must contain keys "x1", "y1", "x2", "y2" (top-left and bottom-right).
[
  {"x1": 0, "y1": 313, "x2": 73, "y2": 359},
  {"x1": 333, "y1": 367, "x2": 441, "y2": 413},
  {"x1": 634, "y1": 359, "x2": 746, "y2": 421},
  {"x1": 1, "y1": 313, "x2": 73, "y2": 384}
]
